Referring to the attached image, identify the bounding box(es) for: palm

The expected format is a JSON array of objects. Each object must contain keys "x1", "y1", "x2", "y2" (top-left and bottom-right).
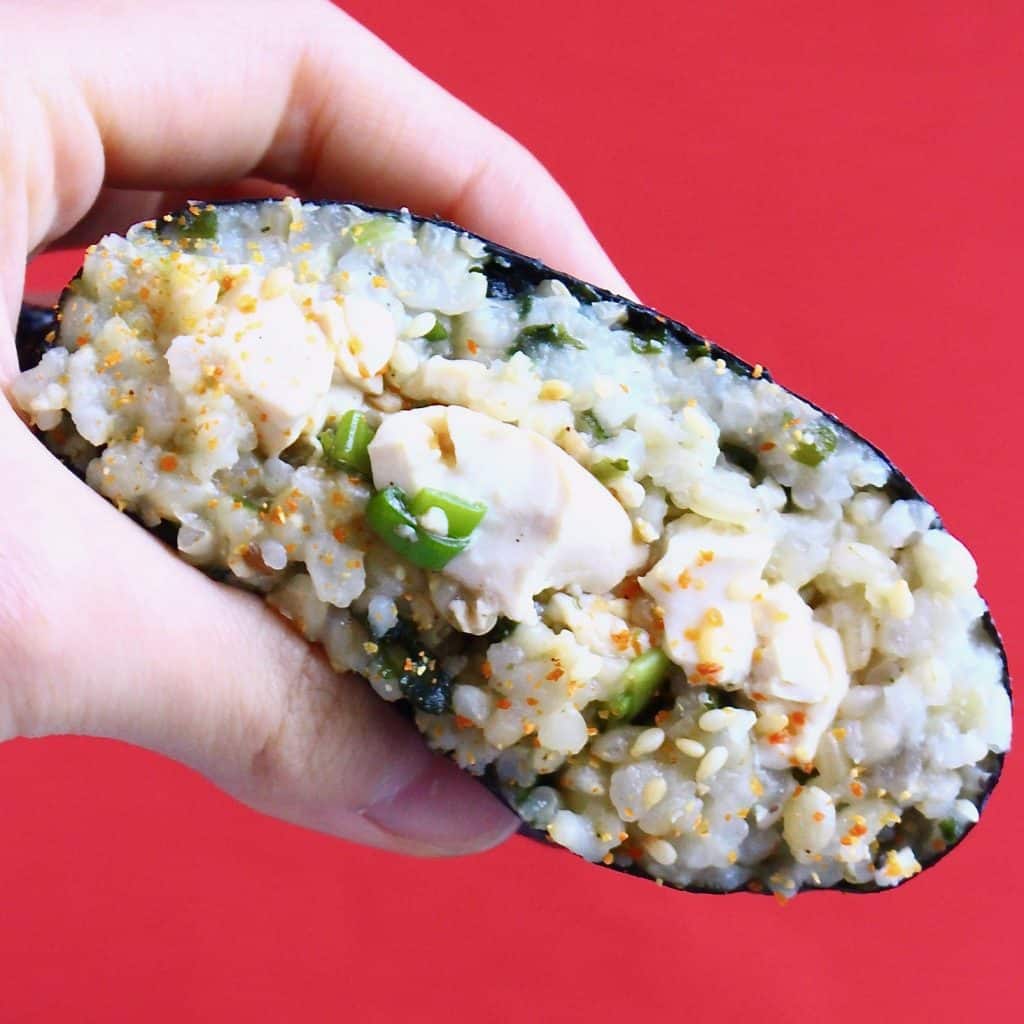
[{"x1": 0, "y1": 0, "x2": 624, "y2": 855}]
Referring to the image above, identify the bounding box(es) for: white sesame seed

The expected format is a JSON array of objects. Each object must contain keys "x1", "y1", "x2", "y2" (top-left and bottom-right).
[
  {"x1": 630, "y1": 728, "x2": 665, "y2": 758},
  {"x1": 698, "y1": 708, "x2": 732, "y2": 733},
  {"x1": 757, "y1": 712, "x2": 789, "y2": 735},
  {"x1": 642, "y1": 777, "x2": 668, "y2": 810},
  {"x1": 675, "y1": 738, "x2": 706, "y2": 758},
  {"x1": 696, "y1": 745, "x2": 728, "y2": 783},
  {"x1": 645, "y1": 838, "x2": 678, "y2": 866}
]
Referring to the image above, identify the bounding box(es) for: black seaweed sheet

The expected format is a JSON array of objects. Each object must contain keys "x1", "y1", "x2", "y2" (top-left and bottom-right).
[{"x1": 14, "y1": 200, "x2": 1011, "y2": 896}]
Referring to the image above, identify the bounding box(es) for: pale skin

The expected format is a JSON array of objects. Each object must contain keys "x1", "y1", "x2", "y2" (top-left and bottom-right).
[{"x1": 0, "y1": 0, "x2": 630, "y2": 855}]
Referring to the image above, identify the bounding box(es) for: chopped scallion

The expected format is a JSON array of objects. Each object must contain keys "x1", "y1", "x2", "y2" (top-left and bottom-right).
[
  {"x1": 319, "y1": 410, "x2": 375, "y2": 476},
  {"x1": 408, "y1": 488, "x2": 487, "y2": 538},
  {"x1": 791, "y1": 423, "x2": 838, "y2": 467},
  {"x1": 366, "y1": 485, "x2": 484, "y2": 571},
  {"x1": 605, "y1": 649, "x2": 671, "y2": 721}
]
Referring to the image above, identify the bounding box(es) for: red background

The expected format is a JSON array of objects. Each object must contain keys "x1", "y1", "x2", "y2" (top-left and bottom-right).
[{"x1": 5, "y1": 2, "x2": 1022, "y2": 1020}]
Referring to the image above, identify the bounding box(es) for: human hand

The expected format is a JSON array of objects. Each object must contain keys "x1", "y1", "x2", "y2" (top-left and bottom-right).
[{"x1": 0, "y1": 0, "x2": 628, "y2": 855}]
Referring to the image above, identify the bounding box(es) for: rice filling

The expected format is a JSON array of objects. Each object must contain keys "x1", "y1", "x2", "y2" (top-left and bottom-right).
[{"x1": 12, "y1": 197, "x2": 1010, "y2": 897}]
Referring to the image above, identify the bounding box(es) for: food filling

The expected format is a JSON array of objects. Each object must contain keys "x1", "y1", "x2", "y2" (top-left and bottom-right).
[{"x1": 12, "y1": 198, "x2": 1010, "y2": 896}]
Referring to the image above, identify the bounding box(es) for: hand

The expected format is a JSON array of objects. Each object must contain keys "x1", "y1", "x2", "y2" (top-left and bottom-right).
[{"x1": 0, "y1": 0, "x2": 628, "y2": 855}]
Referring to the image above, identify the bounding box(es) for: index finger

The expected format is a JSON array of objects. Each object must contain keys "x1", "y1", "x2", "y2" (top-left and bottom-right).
[{"x1": 5, "y1": 0, "x2": 629, "y2": 293}]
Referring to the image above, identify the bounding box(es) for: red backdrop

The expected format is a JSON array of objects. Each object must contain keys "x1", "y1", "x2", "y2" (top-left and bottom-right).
[{"x1": 5, "y1": 2, "x2": 1022, "y2": 1020}]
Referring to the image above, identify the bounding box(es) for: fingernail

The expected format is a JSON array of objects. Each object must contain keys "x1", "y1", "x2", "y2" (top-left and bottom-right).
[{"x1": 362, "y1": 754, "x2": 518, "y2": 855}]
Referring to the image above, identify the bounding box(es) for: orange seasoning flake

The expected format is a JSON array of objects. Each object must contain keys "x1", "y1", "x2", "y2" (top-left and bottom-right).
[
  {"x1": 158, "y1": 453, "x2": 178, "y2": 472},
  {"x1": 496, "y1": 698, "x2": 512, "y2": 710},
  {"x1": 695, "y1": 661, "x2": 723, "y2": 678},
  {"x1": 610, "y1": 629, "x2": 631, "y2": 651},
  {"x1": 704, "y1": 607, "x2": 724, "y2": 627}
]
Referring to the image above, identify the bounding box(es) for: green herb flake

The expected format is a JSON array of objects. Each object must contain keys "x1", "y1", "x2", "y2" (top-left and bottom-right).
[
  {"x1": 630, "y1": 330, "x2": 667, "y2": 355},
  {"x1": 591, "y1": 457, "x2": 630, "y2": 482},
  {"x1": 938, "y1": 818, "x2": 959, "y2": 844},
  {"x1": 576, "y1": 410, "x2": 609, "y2": 441},
  {"x1": 350, "y1": 217, "x2": 400, "y2": 247},
  {"x1": 374, "y1": 635, "x2": 452, "y2": 715},
  {"x1": 233, "y1": 495, "x2": 269, "y2": 513},
  {"x1": 424, "y1": 319, "x2": 449, "y2": 342},
  {"x1": 179, "y1": 207, "x2": 218, "y2": 240},
  {"x1": 511, "y1": 323, "x2": 585, "y2": 358},
  {"x1": 516, "y1": 294, "x2": 534, "y2": 318},
  {"x1": 791, "y1": 423, "x2": 838, "y2": 467},
  {"x1": 687, "y1": 341, "x2": 711, "y2": 361}
]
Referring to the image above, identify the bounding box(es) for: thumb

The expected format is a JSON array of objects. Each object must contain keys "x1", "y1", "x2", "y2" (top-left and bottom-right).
[{"x1": 0, "y1": 402, "x2": 517, "y2": 855}]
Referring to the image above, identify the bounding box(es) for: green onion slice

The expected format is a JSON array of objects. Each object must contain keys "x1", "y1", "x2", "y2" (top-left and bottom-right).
[
  {"x1": 367, "y1": 485, "x2": 485, "y2": 571},
  {"x1": 791, "y1": 423, "x2": 838, "y2": 467},
  {"x1": 408, "y1": 488, "x2": 487, "y2": 538},
  {"x1": 605, "y1": 649, "x2": 671, "y2": 722},
  {"x1": 319, "y1": 410, "x2": 375, "y2": 476}
]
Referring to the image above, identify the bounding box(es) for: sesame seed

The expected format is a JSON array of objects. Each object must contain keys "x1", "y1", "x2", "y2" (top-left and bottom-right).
[
  {"x1": 757, "y1": 712, "x2": 789, "y2": 735},
  {"x1": 698, "y1": 708, "x2": 732, "y2": 733},
  {"x1": 645, "y1": 838, "x2": 677, "y2": 866},
  {"x1": 696, "y1": 745, "x2": 728, "y2": 783},
  {"x1": 642, "y1": 777, "x2": 668, "y2": 810},
  {"x1": 675, "y1": 737, "x2": 706, "y2": 758},
  {"x1": 630, "y1": 728, "x2": 665, "y2": 758}
]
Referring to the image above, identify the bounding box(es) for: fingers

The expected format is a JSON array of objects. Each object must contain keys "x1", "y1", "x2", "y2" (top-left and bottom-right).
[
  {"x1": 0, "y1": 402, "x2": 516, "y2": 854},
  {"x1": 9, "y1": 0, "x2": 628, "y2": 294}
]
